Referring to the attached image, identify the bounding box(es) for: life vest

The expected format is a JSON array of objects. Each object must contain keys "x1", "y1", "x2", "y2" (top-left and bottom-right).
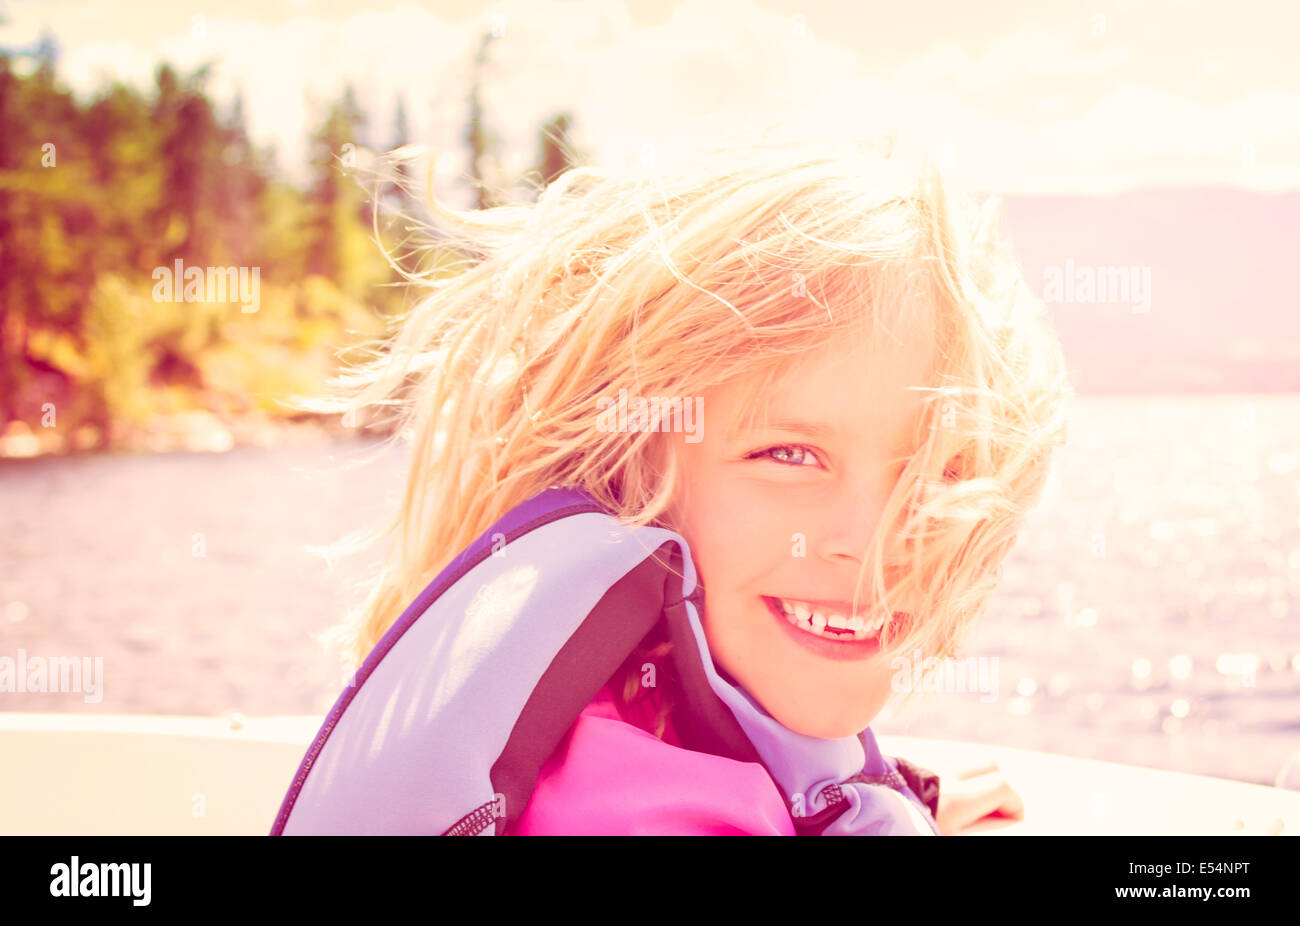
[{"x1": 270, "y1": 486, "x2": 940, "y2": 835}]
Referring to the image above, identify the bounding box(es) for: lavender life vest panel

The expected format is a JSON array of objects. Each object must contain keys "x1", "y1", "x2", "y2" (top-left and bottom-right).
[{"x1": 270, "y1": 486, "x2": 940, "y2": 836}]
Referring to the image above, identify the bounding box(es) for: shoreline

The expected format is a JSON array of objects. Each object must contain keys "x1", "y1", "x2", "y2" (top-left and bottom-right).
[{"x1": 0, "y1": 412, "x2": 384, "y2": 459}]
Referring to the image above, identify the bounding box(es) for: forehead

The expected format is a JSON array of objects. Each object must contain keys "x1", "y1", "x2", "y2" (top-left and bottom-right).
[{"x1": 727, "y1": 322, "x2": 938, "y2": 455}]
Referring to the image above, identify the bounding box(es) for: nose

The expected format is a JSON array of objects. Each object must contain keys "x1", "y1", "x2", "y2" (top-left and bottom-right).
[{"x1": 814, "y1": 480, "x2": 894, "y2": 566}]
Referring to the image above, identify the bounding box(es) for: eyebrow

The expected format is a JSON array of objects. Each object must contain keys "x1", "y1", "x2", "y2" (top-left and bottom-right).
[{"x1": 748, "y1": 417, "x2": 838, "y2": 440}]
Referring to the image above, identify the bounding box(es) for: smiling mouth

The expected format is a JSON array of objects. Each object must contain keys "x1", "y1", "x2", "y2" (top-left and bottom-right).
[{"x1": 762, "y1": 596, "x2": 887, "y2": 643}]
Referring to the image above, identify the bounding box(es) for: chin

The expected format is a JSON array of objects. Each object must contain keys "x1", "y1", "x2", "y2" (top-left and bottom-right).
[
  {"x1": 762, "y1": 692, "x2": 881, "y2": 740},
  {"x1": 786, "y1": 715, "x2": 873, "y2": 740}
]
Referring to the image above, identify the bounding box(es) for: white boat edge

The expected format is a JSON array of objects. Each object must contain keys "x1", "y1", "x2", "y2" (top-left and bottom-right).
[{"x1": 0, "y1": 712, "x2": 1295, "y2": 836}]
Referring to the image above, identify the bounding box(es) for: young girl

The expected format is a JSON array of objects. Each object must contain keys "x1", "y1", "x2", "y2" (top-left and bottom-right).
[{"x1": 277, "y1": 135, "x2": 1071, "y2": 836}]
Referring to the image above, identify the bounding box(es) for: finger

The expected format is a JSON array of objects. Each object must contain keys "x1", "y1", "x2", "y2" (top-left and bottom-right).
[
  {"x1": 939, "y1": 779, "x2": 1016, "y2": 832},
  {"x1": 996, "y1": 786, "x2": 1026, "y2": 819},
  {"x1": 954, "y1": 760, "x2": 999, "y2": 780}
]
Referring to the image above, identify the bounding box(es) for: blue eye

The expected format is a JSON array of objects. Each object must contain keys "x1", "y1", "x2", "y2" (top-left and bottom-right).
[{"x1": 750, "y1": 444, "x2": 822, "y2": 467}]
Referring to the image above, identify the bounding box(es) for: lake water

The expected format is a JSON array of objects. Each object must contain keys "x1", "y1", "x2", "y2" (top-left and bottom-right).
[{"x1": 2, "y1": 394, "x2": 1297, "y2": 787}]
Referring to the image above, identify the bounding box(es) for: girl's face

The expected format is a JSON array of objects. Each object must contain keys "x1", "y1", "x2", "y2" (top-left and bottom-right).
[{"x1": 665, "y1": 330, "x2": 935, "y2": 739}]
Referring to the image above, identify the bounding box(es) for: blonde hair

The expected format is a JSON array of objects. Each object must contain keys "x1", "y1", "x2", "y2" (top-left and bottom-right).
[{"x1": 309, "y1": 135, "x2": 1073, "y2": 727}]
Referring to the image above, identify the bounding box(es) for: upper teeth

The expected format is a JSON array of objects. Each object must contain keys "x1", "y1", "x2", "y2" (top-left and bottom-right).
[{"x1": 776, "y1": 598, "x2": 884, "y2": 641}]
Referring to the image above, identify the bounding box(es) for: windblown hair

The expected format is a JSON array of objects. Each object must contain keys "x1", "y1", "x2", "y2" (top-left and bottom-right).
[{"x1": 308, "y1": 135, "x2": 1073, "y2": 730}]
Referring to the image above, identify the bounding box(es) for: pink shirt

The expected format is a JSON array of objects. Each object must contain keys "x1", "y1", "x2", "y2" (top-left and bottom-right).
[{"x1": 507, "y1": 683, "x2": 797, "y2": 835}]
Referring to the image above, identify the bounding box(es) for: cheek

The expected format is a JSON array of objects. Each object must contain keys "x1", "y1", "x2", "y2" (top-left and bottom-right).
[
  {"x1": 683, "y1": 488, "x2": 787, "y2": 597},
  {"x1": 671, "y1": 445, "x2": 790, "y2": 594}
]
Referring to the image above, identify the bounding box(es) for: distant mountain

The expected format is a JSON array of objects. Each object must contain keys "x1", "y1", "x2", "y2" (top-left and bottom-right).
[{"x1": 997, "y1": 188, "x2": 1300, "y2": 395}]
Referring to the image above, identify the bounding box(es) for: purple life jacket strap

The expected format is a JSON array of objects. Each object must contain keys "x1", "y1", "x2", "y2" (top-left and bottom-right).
[
  {"x1": 270, "y1": 486, "x2": 691, "y2": 835},
  {"x1": 483, "y1": 539, "x2": 677, "y2": 834}
]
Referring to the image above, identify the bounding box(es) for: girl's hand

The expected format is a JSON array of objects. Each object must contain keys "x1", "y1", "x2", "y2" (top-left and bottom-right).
[{"x1": 934, "y1": 760, "x2": 1025, "y2": 835}]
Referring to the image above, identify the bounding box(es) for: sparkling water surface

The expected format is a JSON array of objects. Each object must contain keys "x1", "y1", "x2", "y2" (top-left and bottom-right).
[{"x1": 2, "y1": 395, "x2": 1297, "y2": 787}]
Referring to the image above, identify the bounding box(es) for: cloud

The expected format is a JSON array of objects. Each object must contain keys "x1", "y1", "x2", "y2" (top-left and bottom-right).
[{"x1": 7, "y1": 0, "x2": 1299, "y2": 193}]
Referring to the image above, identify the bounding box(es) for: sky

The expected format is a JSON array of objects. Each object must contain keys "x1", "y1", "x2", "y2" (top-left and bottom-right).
[{"x1": 2, "y1": 0, "x2": 1298, "y2": 194}]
